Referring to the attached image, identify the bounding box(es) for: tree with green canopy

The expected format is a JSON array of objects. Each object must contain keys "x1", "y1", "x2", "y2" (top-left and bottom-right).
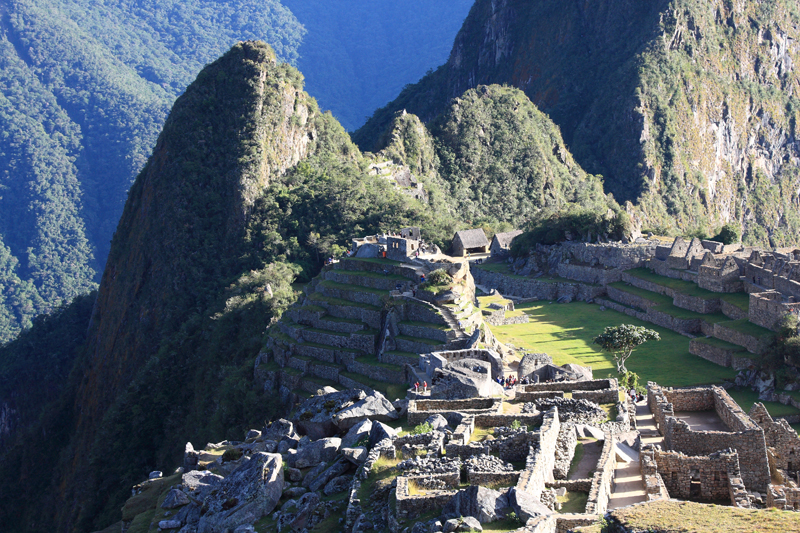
[{"x1": 593, "y1": 324, "x2": 660, "y2": 374}]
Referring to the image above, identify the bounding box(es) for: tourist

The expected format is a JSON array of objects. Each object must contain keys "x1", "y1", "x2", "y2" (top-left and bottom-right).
[
  {"x1": 412, "y1": 288, "x2": 416, "y2": 297},
  {"x1": 423, "y1": 381, "x2": 428, "y2": 393},
  {"x1": 420, "y1": 274, "x2": 426, "y2": 283},
  {"x1": 414, "y1": 381, "x2": 419, "y2": 393}
]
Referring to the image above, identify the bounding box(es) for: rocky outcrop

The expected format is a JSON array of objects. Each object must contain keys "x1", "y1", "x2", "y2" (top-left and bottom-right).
[{"x1": 197, "y1": 453, "x2": 284, "y2": 533}]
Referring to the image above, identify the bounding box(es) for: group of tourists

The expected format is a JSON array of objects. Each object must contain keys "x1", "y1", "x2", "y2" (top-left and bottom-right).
[
  {"x1": 497, "y1": 375, "x2": 518, "y2": 388},
  {"x1": 413, "y1": 381, "x2": 428, "y2": 394},
  {"x1": 628, "y1": 388, "x2": 645, "y2": 403}
]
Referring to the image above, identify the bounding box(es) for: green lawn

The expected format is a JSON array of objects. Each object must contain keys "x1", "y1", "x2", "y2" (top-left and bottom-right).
[
  {"x1": 347, "y1": 257, "x2": 402, "y2": 266},
  {"x1": 725, "y1": 388, "x2": 800, "y2": 418},
  {"x1": 492, "y1": 302, "x2": 737, "y2": 387}
]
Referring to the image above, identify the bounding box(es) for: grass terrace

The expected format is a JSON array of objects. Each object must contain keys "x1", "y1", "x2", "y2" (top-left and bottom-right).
[
  {"x1": 339, "y1": 371, "x2": 407, "y2": 401},
  {"x1": 308, "y1": 291, "x2": 381, "y2": 310},
  {"x1": 492, "y1": 301, "x2": 738, "y2": 387},
  {"x1": 318, "y1": 280, "x2": 391, "y2": 296},
  {"x1": 726, "y1": 388, "x2": 800, "y2": 419},
  {"x1": 395, "y1": 334, "x2": 442, "y2": 346},
  {"x1": 333, "y1": 268, "x2": 408, "y2": 281},
  {"x1": 716, "y1": 318, "x2": 774, "y2": 340},
  {"x1": 607, "y1": 500, "x2": 800, "y2": 533},
  {"x1": 626, "y1": 268, "x2": 750, "y2": 310}
]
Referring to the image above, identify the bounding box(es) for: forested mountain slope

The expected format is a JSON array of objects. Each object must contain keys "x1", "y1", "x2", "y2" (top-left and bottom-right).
[
  {"x1": 0, "y1": 0, "x2": 303, "y2": 344},
  {"x1": 356, "y1": 0, "x2": 800, "y2": 246}
]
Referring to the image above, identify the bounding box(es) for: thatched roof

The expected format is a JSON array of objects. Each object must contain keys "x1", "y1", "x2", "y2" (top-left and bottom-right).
[
  {"x1": 492, "y1": 230, "x2": 522, "y2": 249},
  {"x1": 453, "y1": 228, "x2": 489, "y2": 248}
]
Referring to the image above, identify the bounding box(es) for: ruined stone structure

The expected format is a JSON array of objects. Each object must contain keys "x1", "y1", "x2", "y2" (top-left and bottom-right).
[{"x1": 647, "y1": 383, "x2": 770, "y2": 492}]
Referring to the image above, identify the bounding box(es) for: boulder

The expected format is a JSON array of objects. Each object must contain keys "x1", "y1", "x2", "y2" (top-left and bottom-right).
[
  {"x1": 158, "y1": 520, "x2": 182, "y2": 530},
  {"x1": 233, "y1": 526, "x2": 255, "y2": 533},
  {"x1": 517, "y1": 353, "x2": 551, "y2": 380},
  {"x1": 149, "y1": 471, "x2": 163, "y2": 479},
  {"x1": 369, "y1": 421, "x2": 397, "y2": 448},
  {"x1": 181, "y1": 470, "x2": 223, "y2": 499},
  {"x1": 443, "y1": 486, "x2": 508, "y2": 523},
  {"x1": 289, "y1": 491, "x2": 321, "y2": 531},
  {"x1": 340, "y1": 419, "x2": 372, "y2": 448},
  {"x1": 263, "y1": 419, "x2": 296, "y2": 442},
  {"x1": 425, "y1": 414, "x2": 449, "y2": 431},
  {"x1": 301, "y1": 462, "x2": 329, "y2": 488},
  {"x1": 332, "y1": 390, "x2": 399, "y2": 430},
  {"x1": 283, "y1": 486, "x2": 307, "y2": 498},
  {"x1": 562, "y1": 363, "x2": 592, "y2": 382},
  {"x1": 285, "y1": 467, "x2": 303, "y2": 482},
  {"x1": 430, "y1": 362, "x2": 502, "y2": 399},
  {"x1": 577, "y1": 424, "x2": 605, "y2": 440},
  {"x1": 294, "y1": 437, "x2": 341, "y2": 469},
  {"x1": 161, "y1": 488, "x2": 190, "y2": 509},
  {"x1": 393, "y1": 399, "x2": 409, "y2": 417},
  {"x1": 508, "y1": 488, "x2": 553, "y2": 523},
  {"x1": 245, "y1": 429, "x2": 261, "y2": 440},
  {"x1": 183, "y1": 442, "x2": 199, "y2": 473},
  {"x1": 341, "y1": 446, "x2": 368, "y2": 465},
  {"x1": 443, "y1": 516, "x2": 482, "y2": 532},
  {"x1": 323, "y1": 475, "x2": 353, "y2": 495},
  {"x1": 196, "y1": 453, "x2": 284, "y2": 533},
  {"x1": 308, "y1": 459, "x2": 350, "y2": 492},
  {"x1": 277, "y1": 437, "x2": 297, "y2": 455},
  {"x1": 294, "y1": 389, "x2": 366, "y2": 439}
]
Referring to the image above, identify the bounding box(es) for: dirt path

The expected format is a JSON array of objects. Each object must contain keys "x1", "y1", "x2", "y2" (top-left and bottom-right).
[{"x1": 569, "y1": 439, "x2": 603, "y2": 480}]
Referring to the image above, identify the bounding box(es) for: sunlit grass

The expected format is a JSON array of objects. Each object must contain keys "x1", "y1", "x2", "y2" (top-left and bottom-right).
[{"x1": 492, "y1": 301, "x2": 737, "y2": 387}]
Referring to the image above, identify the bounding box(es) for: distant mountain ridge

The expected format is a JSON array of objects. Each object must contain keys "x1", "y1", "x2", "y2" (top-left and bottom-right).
[{"x1": 356, "y1": 0, "x2": 800, "y2": 246}]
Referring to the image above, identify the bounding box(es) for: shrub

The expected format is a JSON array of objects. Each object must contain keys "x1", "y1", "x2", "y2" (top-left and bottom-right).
[
  {"x1": 712, "y1": 223, "x2": 742, "y2": 245},
  {"x1": 221, "y1": 448, "x2": 243, "y2": 463},
  {"x1": 509, "y1": 420, "x2": 522, "y2": 430},
  {"x1": 427, "y1": 268, "x2": 452, "y2": 285},
  {"x1": 411, "y1": 421, "x2": 433, "y2": 435}
]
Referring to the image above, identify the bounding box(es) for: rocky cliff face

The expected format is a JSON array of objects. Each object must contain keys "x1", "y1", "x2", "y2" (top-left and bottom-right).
[{"x1": 356, "y1": 0, "x2": 800, "y2": 245}]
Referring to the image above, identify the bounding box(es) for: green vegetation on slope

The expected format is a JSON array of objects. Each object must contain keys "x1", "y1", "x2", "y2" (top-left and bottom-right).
[
  {"x1": 355, "y1": 0, "x2": 800, "y2": 247},
  {"x1": 0, "y1": 0, "x2": 305, "y2": 344}
]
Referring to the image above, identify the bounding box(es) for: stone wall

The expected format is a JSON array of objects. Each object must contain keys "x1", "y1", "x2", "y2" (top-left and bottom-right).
[
  {"x1": 399, "y1": 298, "x2": 449, "y2": 326},
  {"x1": 653, "y1": 447, "x2": 740, "y2": 502},
  {"x1": 514, "y1": 408, "x2": 560, "y2": 501},
  {"x1": 767, "y1": 483, "x2": 800, "y2": 511},
  {"x1": 420, "y1": 349, "x2": 504, "y2": 381},
  {"x1": 518, "y1": 379, "x2": 617, "y2": 394},
  {"x1": 639, "y1": 446, "x2": 670, "y2": 502},
  {"x1": 584, "y1": 434, "x2": 615, "y2": 515},
  {"x1": 748, "y1": 403, "x2": 800, "y2": 472},
  {"x1": 712, "y1": 322, "x2": 768, "y2": 354},
  {"x1": 347, "y1": 360, "x2": 400, "y2": 383},
  {"x1": 337, "y1": 258, "x2": 419, "y2": 281},
  {"x1": 749, "y1": 290, "x2": 800, "y2": 331},
  {"x1": 555, "y1": 264, "x2": 623, "y2": 285},
  {"x1": 470, "y1": 267, "x2": 604, "y2": 302},
  {"x1": 467, "y1": 471, "x2": 521, "y2": 487},
  {"x1": 407, "y1": 398, "x2": 502, "y2": 425},
  {"x1": 648, "y1": 383, "x2": 771, "y2": 492},
  {"x1": 515, "y1": 391, "x2": 565, "y2": 402},
  {"x1": 720, "y1": 300, "x2": 748, "y2": 320},
  {"x1": 688, "y1": 339, "x2": 753, "y2": 370},
  {"x1": 395, "y1": 475, "x2": 458, "y2": 519},
  {"x1": 572, "y1": 389, "x2": 620, "y2": 404}
]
